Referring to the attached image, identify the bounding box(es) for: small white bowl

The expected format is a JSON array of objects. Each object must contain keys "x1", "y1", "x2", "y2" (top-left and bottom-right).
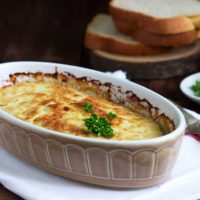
[{"x1": 180, "y1": 72, "x2": 200, "y2": 104}]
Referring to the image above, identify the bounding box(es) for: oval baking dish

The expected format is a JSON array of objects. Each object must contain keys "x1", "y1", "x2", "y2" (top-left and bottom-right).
[{"x1": 0, "y1": 61, "x2": 186, "y2": 188}]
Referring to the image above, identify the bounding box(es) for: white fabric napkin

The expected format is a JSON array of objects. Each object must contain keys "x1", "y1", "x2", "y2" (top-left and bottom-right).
[{"x1": 1, "y1": 70, "x2": 200, "y2": 200}]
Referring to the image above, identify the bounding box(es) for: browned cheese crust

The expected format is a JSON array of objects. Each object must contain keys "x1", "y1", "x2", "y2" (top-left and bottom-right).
[{"x1": 0, "y1": 81, "x2": 164, "y2": 140}]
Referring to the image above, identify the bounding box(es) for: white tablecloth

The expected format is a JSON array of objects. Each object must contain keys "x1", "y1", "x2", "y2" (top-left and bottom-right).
[
  {"x1": 0, "y1": 135, "x2": 200, "y2": 200},
  {"x1": 1, "y1": 71, "x2": 200, "y2": 200}
]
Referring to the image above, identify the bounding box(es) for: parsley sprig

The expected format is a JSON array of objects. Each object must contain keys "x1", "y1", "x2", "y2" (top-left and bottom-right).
[
  {"x1": 84, "y1": 103, "x2": 93, "y2": 113},
  {"x1": 191, "y1": 80, "x2": 200, "y2": 97},
  {"x1": 108, "y1": 112, "x2": 117, "y2": 119},
  {"x1": 83, "y1": 114, "x2": 113, "y2": 137},
  {"x1": 83, "y1": 103, "x2": 117, "y2": 138}
]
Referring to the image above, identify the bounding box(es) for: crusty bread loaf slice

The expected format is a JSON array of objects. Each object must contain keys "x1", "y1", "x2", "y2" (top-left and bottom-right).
[
  {"x1": 191, "y1": 16, "x2": 200, "y2": 29},
  {"x1": 85, "y1": 14, "x2": 199, "y2": 49},
  {"x1": 110, "y1": 0, "x2": 200, "y2": 35},
  {"x1": 198, "y1": 30, "x2": 200, "y2": 38},
  {"x1": 84, "y1": 14, "x2": 170, "y2": 56},
  {"x1": 132, "y1": 29, "x2": 197, "y2": 47}
]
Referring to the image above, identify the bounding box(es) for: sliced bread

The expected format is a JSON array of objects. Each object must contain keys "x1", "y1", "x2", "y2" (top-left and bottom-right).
[
  {"x1": 84, "y1": 14, "x2": 170, "y2": 56},
  {"x1": 110, "y1": 0, "x2": 200, "y2": 35},
  {"x1": 132, "y1": 29, "x2": 197, "y2": 47}
]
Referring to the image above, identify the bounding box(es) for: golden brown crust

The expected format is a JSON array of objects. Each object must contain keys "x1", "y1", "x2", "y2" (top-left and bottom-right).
[
  {"x1": 132, "y1": 29, "x2": 197, "y2": 47},
  {"x1": 0, "y1": 82, "x2": 164, "y2": 140},
  {"x1": 85, "y1": 30, "x2": 170, "y2": 55},
  {"x1": 191, "y1": 16, "x2": 200, "y2": 29},
  {"x1": 112, "y1": 18, "x2": 135, "y2": 35},
  {"x1": 198, "y1": 30, "x2": 200, "y2": 38},
  {"x1": 1, "y1": 71, "x2": 176, "y2": 135},
  {"x1": 109, "y1": 2, "x2": 196, "y2": 35}
]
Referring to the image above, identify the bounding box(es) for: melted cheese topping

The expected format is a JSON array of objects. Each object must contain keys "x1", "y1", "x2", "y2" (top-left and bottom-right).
[{"x1": 0, "y1": 82, "x2": 162, "y2": 140}]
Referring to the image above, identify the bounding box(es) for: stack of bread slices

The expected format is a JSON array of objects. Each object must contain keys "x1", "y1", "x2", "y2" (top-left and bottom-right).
[{"x1": 84, "y1": 0, "x2": 200, "y2": 79}]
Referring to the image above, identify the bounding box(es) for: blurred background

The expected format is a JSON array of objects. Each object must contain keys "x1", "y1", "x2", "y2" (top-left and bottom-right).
[
  {"x1": 0, "y1": 0, "x2": 199, "y2": 112},
  {"x1": 0, "y1": 0, "x2": 107, "y2": 65}
]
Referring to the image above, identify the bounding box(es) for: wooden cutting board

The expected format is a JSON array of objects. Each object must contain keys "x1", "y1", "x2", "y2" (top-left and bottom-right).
[{"x1": 89, "y1": 42, "x2": 200, "y2": 80}]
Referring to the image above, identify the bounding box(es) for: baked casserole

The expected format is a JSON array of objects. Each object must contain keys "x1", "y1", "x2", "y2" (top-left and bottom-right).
[{"x1": 0, "y1": 72, "x2": 173, "y2": 140}]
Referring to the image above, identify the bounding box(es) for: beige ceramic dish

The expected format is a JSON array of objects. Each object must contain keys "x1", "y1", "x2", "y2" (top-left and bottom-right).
[{"x1": 0, "y1": 62, "x2": 186, "y2": 188}]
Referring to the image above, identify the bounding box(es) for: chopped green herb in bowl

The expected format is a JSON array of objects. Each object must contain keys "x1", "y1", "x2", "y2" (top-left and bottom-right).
[{"x1": 191, "y1": 80, "x2": 200, "y2": 97}]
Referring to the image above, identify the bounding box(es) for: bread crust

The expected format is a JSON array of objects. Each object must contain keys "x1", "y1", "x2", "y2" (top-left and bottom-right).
[
  {"x1": 132, "y1": 29, "x2": 197, "y2": 47},
  {"x1": 84, "y1": 29, "x2": 170, "y2": 55},
  {"x1": 110, "y1": 1, "x2": 197, "y2": 35},
  {"x1": 191, "y1": 16, "x2": 200, "y2": 29},
  {"x1": 113, "y1": 18, "x2": 136, "y2": 34}
]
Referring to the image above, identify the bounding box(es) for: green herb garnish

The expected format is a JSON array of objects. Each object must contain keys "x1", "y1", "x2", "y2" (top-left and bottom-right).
[
  {"x1": 191, "y1": 80, "x2": 200, "y2": 97},
  {"x1": 108, "y1": 112, "x2": 117, "y2": 119},
  {"x1": 84, "y1": 103, "x2": 93, "y2": 113},
  {"x1": 83, "y1": 114, "x2": 114, "y2": 137}
]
